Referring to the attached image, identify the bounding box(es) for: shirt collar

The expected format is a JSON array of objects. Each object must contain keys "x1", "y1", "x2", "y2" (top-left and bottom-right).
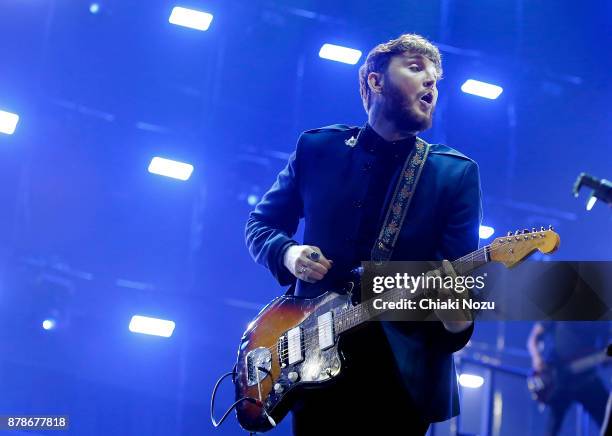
[{"x1": 360, "y1": 123, "x2": 416, "y2": 154}]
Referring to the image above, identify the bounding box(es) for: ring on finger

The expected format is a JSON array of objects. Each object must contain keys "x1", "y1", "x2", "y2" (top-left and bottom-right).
[{"x1": 308, "y1": 251, "x2": 321, "y2": 262}]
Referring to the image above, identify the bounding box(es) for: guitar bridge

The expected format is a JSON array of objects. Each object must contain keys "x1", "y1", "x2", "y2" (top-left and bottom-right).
[
  {"x1": 246, "y1": 347, "x2": 272, "y2": 387},
  {"x1": 278, "y1": 335, "x2": 288, "y2": 367}
]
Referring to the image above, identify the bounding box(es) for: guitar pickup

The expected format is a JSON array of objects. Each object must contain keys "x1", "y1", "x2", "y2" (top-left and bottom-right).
[
  {"x1": 278, "y1": 328, "x2": 304, "y2": 367},
  {"x1": 287, "y1": 327, "x2": 304, "y2": 365},
  {"x1": 317, "y1": 311, "x2": 335, "y2": 350},
  {"x1": 277, "y1": 327, "x2": 304, "y2": 368}
]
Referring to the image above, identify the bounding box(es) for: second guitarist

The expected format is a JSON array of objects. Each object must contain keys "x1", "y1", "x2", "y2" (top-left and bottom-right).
[{"x1": 527, "y1": 321, "x2": 610, "y2": 435}]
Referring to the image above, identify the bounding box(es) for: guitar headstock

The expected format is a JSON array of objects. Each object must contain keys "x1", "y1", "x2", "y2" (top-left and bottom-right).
[{"x1": 489, "y1": 226, "x2": 560, "y2": 268}]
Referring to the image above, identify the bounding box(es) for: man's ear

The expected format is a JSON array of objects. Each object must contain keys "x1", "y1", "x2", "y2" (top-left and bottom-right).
[{"x1": 367, "y1": 72, "x2": 384, "y2": 94}]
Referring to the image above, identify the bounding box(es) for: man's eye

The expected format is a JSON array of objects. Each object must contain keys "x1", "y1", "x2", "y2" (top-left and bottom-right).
[{"x1": 409, "y1": 65, "x2": 421, "y2": 72}]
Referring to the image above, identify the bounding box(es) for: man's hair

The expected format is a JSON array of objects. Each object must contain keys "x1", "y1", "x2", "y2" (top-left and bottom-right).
[{"x1": 358, "y1": 34, "x2": 443, "y2": 113}]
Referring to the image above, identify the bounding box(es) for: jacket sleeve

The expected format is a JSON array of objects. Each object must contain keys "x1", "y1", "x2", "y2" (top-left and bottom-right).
[
  {"x1": 245, "y1": 136, "x2": 304, "y2": 286},
  {"x1": 437, "y1": 160, "x2": 483, "y2": 352}
]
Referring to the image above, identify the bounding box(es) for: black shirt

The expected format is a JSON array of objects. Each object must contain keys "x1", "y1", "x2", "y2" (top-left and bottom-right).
[{"x1": 352, "y1": 123, "x2": 416, "y2": 265}]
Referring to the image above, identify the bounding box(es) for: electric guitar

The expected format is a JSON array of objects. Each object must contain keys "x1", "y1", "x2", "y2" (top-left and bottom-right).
[
  {"x1": 527, "y1": 348, "x2": 611, "y2": 404},
  {"x1": 233, "y1": 228, "x2": 560, "y2": 432}
]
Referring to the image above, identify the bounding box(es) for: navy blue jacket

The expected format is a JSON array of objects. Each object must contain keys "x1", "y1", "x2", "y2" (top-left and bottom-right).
[{"x1": 245, "y1": 124, "x2": 482, "y2": 422}]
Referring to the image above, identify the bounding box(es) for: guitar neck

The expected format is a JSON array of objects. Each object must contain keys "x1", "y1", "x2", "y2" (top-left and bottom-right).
[
  {"x1": 333, "y1": 245, "x2": 491, "y2": 335},
  {"x1": 569, "y1": 351, "x2": 610, "y2": 373}
]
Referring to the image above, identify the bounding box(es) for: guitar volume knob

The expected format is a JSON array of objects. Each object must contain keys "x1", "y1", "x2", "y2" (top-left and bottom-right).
[
  {"x1": 288, "y1": 371, "x2": 299, "y2": 383},
  {"x1": 274, "y1": 383, "x2": 284, "y2": 393}
]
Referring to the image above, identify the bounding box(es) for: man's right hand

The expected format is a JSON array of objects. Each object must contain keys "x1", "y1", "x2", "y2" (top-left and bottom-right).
[{"x1": 283, "y1": 245, "x2": 332, "y2": 283}]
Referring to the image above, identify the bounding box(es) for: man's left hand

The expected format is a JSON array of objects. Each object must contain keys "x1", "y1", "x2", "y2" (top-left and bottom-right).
[{"x1": 430, "y1": 260, "x2": 473, "y2": 333}]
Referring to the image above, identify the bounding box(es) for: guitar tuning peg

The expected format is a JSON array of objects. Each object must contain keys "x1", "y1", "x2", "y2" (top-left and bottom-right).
[
  {"x1": 523, "y1": 229, "x2": 529, "y2": 234},
  {"x1": 532, "y1": 227, "x2": 536, "y2": 233},
  {"x1": 514, "y1": 230, "x2": 520, "y2": 236},
  {"x1": 507, "y1": 231, "x2": 512, "y2": 236},
  {"x1": 548, "y1": 225, "x2": 553, "y2": 230},
  {"x1": 540, "y1": 226, "x2": 545, "y2": 231}
]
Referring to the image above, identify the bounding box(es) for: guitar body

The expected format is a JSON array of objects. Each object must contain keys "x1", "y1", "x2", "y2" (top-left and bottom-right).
[{"x1": 234, "y1": 290, "x2": 351, "y2": 433}]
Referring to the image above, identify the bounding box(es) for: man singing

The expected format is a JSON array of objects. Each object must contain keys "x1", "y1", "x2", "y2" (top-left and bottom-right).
[{"x1": 246, "y1": 34, "x2": 482, "y2": 435}]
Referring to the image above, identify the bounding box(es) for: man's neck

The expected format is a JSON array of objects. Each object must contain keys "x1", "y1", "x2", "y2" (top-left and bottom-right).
[{"x1": 368, "y1": 108, "x2": 418, "y2": 142}]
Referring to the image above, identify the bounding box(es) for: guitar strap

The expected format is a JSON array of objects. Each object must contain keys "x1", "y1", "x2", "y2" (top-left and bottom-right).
[{"x1": 370, "y1": 137, "x2": 430, "y2": 263}]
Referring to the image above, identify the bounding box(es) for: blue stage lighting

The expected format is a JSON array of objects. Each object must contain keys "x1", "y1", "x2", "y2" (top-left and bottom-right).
[
  {"x1": 89, "y1": 3, "x2": 100, "y2": 14},
  {"x1": 479, "y1": 225, "x2": 495, "y2": 239},
  {"x1": 247, "y1": 194, "x2": 259, "y2": 206},
  {"x1": 461, "y1": 79, "x2": 503, "y2": 100},
  {"x1": 148, "y1": 157, "x2": 194, "y2": 181},
  {"x1": 129, "y1": 315, "x2": 175, "y2": 338},
  {"x1": 169, "y1": 6, "x2": 213, "y2": 31},
  {"x1": 42, "y1": 319, "x2": 56, "y2": 330},
  {"x1": 586, "y1": 196, "x2": 597, "y2": 211},
  {"x1": 0, "y1": 110, "x2": 19, "y2": 135},
  {"x1": 318, "y1": 44, "x2": 362, "y2": 65},
  {"x1": 458, "y1": 373, "x2": 484, "y2": 388}
]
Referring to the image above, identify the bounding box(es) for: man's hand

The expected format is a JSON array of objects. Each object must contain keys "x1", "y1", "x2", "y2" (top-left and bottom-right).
[
  {"x1": 430, "y1": 260, "x2": 473, "y2": 333},
  {"x1": 283, "y1": 245, "x2": 333, "y2": 283}
]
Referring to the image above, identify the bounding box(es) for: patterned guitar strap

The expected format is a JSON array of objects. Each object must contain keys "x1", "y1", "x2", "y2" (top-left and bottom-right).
[{"x1": 370, "y1": 137, "x2": 430, "y2": 263}]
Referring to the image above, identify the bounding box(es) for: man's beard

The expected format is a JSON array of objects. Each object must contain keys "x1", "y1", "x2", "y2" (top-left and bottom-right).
[{"x1": 382, "y1": 79, "x2": 434, "y2": 133}]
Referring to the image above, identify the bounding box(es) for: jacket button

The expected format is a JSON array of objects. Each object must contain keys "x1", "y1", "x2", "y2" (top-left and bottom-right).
[{"x1": 353, "y1": 200, "x2": 363, "y2": 208}]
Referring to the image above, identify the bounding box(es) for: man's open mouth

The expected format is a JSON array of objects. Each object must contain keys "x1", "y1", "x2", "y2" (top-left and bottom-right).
[{"x1": 420, "y1": 92, "x2": 433, "y2": 104}]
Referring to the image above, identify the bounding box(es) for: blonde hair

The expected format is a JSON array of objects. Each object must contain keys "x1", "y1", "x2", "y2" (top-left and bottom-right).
[{"x1": 358, "y1": 34, "x2": 442, "y2": 112}]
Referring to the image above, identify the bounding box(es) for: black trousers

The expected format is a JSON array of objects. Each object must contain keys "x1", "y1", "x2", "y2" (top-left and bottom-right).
[
  {"x1": 291, "y1": 329, "x2": 430, "y2": 436},
  {"x1": 291, "y1": 376, "x2": 429, "y2": 436},
  {"x1": 544, "y1": 371, "x2": 608, "y2": 436}
]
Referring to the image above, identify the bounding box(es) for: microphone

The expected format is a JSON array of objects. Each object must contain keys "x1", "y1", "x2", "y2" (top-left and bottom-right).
[{"x1": 573, "y1": 172, "x2": 612, "y2": 210}]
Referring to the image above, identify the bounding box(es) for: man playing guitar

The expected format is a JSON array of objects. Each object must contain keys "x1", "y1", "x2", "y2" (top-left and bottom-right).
[
  {"x1": 527, "y1": 321, "x2": 610, "y2": 435},
  {"x1": 246, "y1": 34, "x2": 481, "y2": 434}
]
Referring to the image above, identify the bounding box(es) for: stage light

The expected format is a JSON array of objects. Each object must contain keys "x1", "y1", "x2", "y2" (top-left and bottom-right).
[
  {"x1": 461, "y1": 79, "x2": 503, "y2": 100},
  {"x1": 129, "y1": 315, "x2": 175, "y2": 338},
  {"x1": 0, "y1": 110, "x2": 19, "y2": 135},
  {"x1": 247, "y1": 194, "x2": 259, "y2": 206},
  {"x1": 586, "y1": 195, "x2": 597, "y2": 211},
  {"x1": 148, "y1": 157, "x2": 194, "y2": 181},
  {"x1": 318, "y1": 44, "x2": 362, "y2": 65},
  {"x1": 479, "y1": 225, "x2": 495, "y2": 239},
  {"x1": 169, "y1": 6, "x2": 213, "y2": 31},
  {"x1": 42, "y1": 319, "x2": 56, "y2": 330},
  {"x1": 458, "y1": 373, "x2": 484, "y2": 388},
  {"x1": 89, "y1": 3, "x2": 100, "y2": 14}
]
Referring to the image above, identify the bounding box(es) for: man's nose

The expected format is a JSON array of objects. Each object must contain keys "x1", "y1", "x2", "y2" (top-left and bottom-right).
[{"x1": 424, "y1": 78, "x2": 435, "y2": 89}]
